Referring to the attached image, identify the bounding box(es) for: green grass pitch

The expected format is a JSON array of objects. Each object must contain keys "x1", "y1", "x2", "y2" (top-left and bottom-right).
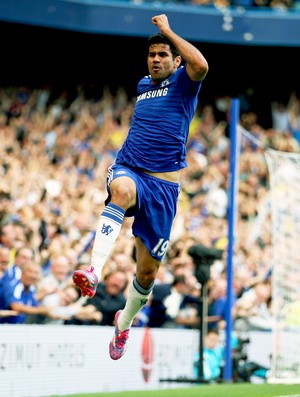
[{"x1": 50, "y1": 383, "x2": 300, "y2": 397}]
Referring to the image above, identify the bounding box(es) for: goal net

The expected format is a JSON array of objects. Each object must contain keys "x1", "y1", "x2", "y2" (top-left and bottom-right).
[{"x1": 264, "y1": 148, "x2": 300, "y2": 384}]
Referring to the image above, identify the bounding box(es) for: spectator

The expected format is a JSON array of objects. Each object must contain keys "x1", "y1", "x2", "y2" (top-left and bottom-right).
[
  {"x1": 147, "y1": 275, "x2": 200, "y2": 328},
  {"x1": 207, "y1": 277, "x2": 229, "y2": 330},
  {"x1": 0, "y1": 246, "x2": 10, "y2": 279},
  {"x1": 0, "y1": 223, "x2": 18, "y2": 264},
  {"x1": 194, "y1": 329, "x2": 224, "y2": 382},
  {"x1": 233, "y1": 280, "x2": 274, "y2": 332},
  {"x1": 0, "y1": 246, "x2": 34, "y2": 290},
  {"x1": 271, "y1": 101, "x2": 290, "y2": 133},
  {"x1": 0, "y1": 262, "x2": 51, "y2": 323},
  {"x1": 170, "y1": 256, "x2": 200, "y2": 297},
  {"x1": 36, "y1": 253, "x2": 72, "y2": 301}
]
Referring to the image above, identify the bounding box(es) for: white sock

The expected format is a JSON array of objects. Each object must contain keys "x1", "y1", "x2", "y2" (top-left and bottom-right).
[
  {"x1": 118, "y1": 277, "x2": 153, "y2": 331},
  {"x1": 90, "y1": 203, "x2": 125, "y2": 280}
]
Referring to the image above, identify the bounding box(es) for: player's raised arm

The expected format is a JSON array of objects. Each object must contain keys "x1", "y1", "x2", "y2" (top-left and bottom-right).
[{"x1": 152, "y1": 14, "x2": 208, "y2": 82}]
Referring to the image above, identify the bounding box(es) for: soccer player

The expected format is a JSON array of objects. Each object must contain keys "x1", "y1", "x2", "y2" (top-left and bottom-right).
[{"x1": 73, "y1": 13, "x2": 208, "y2": 360}]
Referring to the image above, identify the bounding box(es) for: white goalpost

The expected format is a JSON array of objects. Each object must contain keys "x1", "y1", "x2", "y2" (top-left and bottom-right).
[{"x1": 264, "y1": 148, "x2": 300, "y2": 384}]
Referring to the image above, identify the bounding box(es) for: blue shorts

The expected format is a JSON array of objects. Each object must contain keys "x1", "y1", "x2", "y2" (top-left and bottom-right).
[{"x1": 106, "y1": 164, "x2": 180, "y2": 261}]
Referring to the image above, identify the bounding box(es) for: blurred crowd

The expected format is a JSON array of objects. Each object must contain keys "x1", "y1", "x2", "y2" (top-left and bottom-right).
[
  {"x1": 0, "y1": 84, "x2": 300, "y2": 336},
  {"x1": 132, "y1": 0, "x2": 297, "y2": 11}
]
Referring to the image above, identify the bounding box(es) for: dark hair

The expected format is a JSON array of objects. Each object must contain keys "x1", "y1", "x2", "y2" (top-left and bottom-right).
[
  {"x1": 207, "y1": 328, "x2": 219, "y2": 336},
  {"x1": 147, "y1": 33, "x2": 180, "y2": 58},
  {"x1": 172, "y1": 274, "x2": 186, "y2": 286}
]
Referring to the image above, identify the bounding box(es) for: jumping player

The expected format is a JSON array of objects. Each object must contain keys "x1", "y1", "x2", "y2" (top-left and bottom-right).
[{"x1": 73, "y1": 13, "x2": 209, "y2": 360}]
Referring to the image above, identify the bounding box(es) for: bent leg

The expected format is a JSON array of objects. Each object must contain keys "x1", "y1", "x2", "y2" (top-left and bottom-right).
[
  {"x1": 90, "y1": 176, "x2": 137, "y2": 278},
  {"x1": 74, "y1": 175, "x2": 137, "y2": 297}
]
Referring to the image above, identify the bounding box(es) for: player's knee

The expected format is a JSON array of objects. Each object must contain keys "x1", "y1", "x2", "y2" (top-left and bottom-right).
[
  {"x1": 137, "y1": 275, "x2": 155, "y2": 289},
  {"x1": 137, "y1": 267, "x2": 158, "y2": 288},
  {"x1": 111, "y1": 183, "x2": 136, "y2": 209}
]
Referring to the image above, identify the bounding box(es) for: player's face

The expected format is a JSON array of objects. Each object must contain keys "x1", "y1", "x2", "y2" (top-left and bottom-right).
[{"x1": 147, "y1": 43, "x2": 181, "y2": 83}]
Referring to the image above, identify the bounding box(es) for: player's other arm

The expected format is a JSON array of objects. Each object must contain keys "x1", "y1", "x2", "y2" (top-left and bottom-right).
[{"x1": 152, "y1": 14, "x2": 208, "y2": 82}]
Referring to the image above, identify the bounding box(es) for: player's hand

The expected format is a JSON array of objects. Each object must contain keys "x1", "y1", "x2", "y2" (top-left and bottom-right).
[{"x1": 152, "y1": 14, "x2": 171, "y2": 34}]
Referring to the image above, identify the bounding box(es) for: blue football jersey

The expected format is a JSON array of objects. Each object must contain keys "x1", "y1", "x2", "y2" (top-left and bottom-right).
[{"x1": 116, "y1": 65, "x2": 202, "y2": 172}]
